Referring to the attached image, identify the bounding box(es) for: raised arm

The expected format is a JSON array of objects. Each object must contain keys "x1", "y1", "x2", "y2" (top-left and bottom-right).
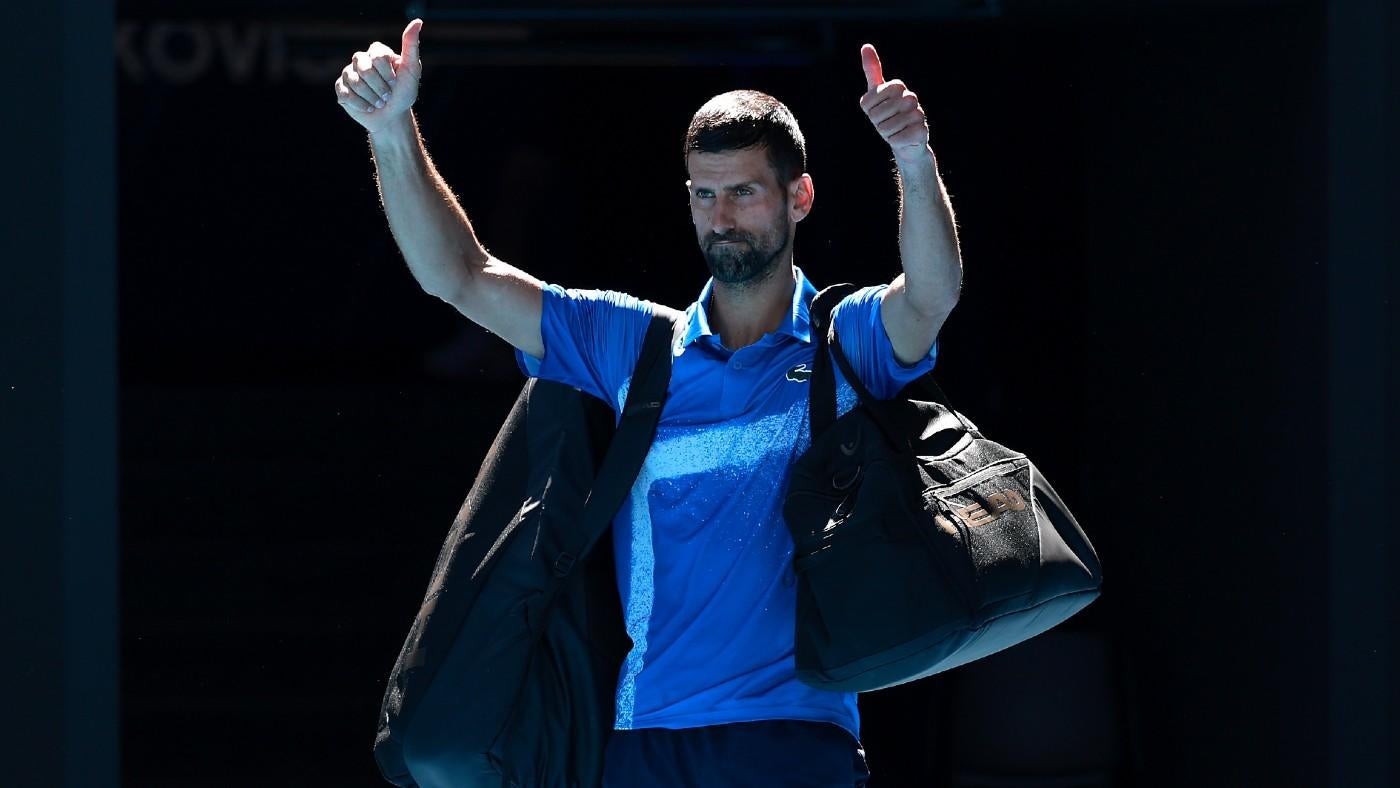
[
  {"x1": 334, "y1": 18, "x2": 544, "y2": 358},
  {"x1": 857, "y1": 43, "x2": 962, "y2": 365}
]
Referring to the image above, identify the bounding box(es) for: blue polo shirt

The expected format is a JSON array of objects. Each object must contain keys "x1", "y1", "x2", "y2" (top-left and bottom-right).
[{"x1": 515, "y1": 267, "x2": 937, "y2": 741}]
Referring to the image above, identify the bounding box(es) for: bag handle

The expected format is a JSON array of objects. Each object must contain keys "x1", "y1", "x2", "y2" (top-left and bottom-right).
[
  {"x1": 808, "y1": 283, "x2": 859, "y2": 439},
  {"x1": 808, "y1": 283, "x2": 976, "y2": 447}
]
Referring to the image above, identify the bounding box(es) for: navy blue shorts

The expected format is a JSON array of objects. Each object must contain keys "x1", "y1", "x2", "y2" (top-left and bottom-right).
[{"x1": 602, "y1": 720, "x2": 871, "y2": 787}]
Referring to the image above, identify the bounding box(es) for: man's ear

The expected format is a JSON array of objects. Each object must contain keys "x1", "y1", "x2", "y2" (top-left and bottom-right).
[{"x1": 790, "y1": 174, "x2": 814, "y2": 222}]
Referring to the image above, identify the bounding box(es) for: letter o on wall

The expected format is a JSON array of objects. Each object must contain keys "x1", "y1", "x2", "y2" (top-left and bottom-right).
[{"x1": 147, "y1": 22, "x2": 212, "y2": 85}]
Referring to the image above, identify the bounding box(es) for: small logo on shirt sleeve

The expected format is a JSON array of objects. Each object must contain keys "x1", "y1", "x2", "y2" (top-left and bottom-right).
[{"x1": 785, "y1": 363, "x2": 813, "y2": 382}]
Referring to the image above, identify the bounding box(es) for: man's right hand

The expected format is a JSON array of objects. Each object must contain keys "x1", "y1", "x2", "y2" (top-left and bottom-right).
[
  {"x1": 334, "y1": 18, "x2": 424, "y2": 133},
  {"x1": 347, "y1": 16, "x2": 546, "y2": 360}
]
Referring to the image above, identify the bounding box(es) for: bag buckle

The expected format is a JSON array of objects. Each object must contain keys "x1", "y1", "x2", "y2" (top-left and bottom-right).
[{"x1": 553, "y1": 552, "x2": 576, "y2": 577}]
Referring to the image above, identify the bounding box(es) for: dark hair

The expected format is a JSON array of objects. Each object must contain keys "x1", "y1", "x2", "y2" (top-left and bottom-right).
[{"x1": 684, "y1": 90, "x2": 807, "y2": 186}]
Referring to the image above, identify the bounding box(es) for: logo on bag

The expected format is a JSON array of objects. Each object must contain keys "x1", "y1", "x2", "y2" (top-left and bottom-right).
[
  {"x1": 936, "y1": 488, "x2": 1027, "y2": 533},
  {"x1": 934, "y1": 514, "x2": 960, "y2": 537},
  {"x1": 785, "y1": 363, "x2": 812, "y2": 382}
]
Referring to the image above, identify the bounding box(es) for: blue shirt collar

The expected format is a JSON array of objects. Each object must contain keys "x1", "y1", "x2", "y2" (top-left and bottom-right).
[{"x1": 682, "y1": 266, "x2": 817, "y2": 349}]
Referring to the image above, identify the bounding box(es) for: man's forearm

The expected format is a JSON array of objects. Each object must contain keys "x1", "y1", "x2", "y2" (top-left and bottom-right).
[
  {"x1": 894, "y1": 144, "x2": 962, "y2": 315},
  {"x1": 368, "y1": 110, "x2": 487, "y2": 300}
]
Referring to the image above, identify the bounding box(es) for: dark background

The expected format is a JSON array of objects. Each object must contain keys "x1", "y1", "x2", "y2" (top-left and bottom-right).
[{"x1": 5, "y1": 0, "x2": 1396, "y2": 786}]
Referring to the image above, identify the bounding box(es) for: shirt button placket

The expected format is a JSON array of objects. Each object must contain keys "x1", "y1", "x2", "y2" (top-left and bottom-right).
[{"x1": 722, "y1": 356, "x2": 744, "y2": 419}]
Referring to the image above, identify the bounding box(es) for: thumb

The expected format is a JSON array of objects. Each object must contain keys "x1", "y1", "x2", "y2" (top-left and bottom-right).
[
  {"x1": 398, "y1": 18, "x2": 424, "y2": 78},
  {"x1": 860, "y1": 43, "x2": 884, "y2": 91}
]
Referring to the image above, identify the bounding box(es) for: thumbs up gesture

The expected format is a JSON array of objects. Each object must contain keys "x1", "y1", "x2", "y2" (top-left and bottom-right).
[
  {"x1": 334, "y1": 18, "x2": 425, "y2": 132},
  {"x1": 858, "y1": 44, "x2": 931, "y2": 165}
]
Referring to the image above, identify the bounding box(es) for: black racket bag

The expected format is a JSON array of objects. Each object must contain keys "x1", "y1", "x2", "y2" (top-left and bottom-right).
[{"x1": 373, "y1": 313, "x2": 678, "y2": 787}]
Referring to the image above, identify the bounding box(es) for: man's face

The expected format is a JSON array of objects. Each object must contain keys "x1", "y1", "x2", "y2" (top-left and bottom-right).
[{"x1": 686, "y1": 146, "x2": 794, "y2": 287}]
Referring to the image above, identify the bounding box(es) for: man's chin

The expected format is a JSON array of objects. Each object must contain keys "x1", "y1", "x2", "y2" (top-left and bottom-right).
[{"x1": 705, "y1": 254, "x2": 778, "y2": 286}]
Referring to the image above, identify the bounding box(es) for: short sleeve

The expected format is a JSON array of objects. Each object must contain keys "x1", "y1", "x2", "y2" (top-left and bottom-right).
[
  {"x1": 514, "y1": 283, "x2": 655, "y2": 413},
  {"x1": 828, "y1": 284, "x2": 938, "y2": 400}
]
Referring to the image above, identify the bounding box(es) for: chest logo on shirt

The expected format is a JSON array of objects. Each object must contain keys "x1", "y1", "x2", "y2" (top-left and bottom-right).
[{"x1": 785, "y1": 363, "x2": 813, "y2": 383}]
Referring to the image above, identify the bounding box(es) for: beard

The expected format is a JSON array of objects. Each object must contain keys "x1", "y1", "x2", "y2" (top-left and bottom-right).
[{"x1": 700, "y1": 214, "x2": 790, "y2": 289}]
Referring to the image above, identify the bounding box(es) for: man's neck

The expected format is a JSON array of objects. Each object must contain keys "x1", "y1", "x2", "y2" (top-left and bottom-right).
[{"x1": 708, "y1": 263, "x2": 796, "y2": 351}]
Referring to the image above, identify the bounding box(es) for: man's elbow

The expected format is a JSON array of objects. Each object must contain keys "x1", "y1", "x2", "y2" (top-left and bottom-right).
[
  {"x1": 892, "y1": 272, "x2": 959, "y2": 320},
  {"x1": 909, "y1": 292, "x2": 958, "y2": 325}
]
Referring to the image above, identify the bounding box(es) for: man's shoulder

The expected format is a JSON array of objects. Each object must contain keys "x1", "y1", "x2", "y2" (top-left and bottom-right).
[
  {"x1": 543, "y1": 283, "x2": 655, "y2": 313},
  {"x1": 831, "y1": 283, "x2": 888, "y2": 308},
  {"x1": 545, "y1": 283, "x2": 692, "y2": 324},
  {"x1": 806, "y1": 283, "x2": 888, "y2": 330}
]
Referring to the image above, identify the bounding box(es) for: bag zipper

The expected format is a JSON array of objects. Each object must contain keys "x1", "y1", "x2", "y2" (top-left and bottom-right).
[{"x1": 922, "y1": 453, "x2": 1029, "y2": 502}]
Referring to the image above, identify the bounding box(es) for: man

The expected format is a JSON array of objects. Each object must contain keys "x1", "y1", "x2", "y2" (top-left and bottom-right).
[{"x1": 337, "y1": 18, "x2": 962, "y2": 787}]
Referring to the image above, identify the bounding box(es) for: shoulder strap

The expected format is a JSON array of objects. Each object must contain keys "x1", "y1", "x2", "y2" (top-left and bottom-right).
[
  {"x1": 807, "y1": 282, "x2": 959, "y2": 440},
  {"x1": 558, "y1": 305, "x2": 683, "y2": 576},
  {"x1": 808, "y1": 283, "x2": 860, "y2": 439}
]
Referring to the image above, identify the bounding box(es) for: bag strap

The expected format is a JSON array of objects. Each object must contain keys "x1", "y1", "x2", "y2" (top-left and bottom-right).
[
  {"x1": 807, "y1": 282, "x2": 971, "y2": 444},
  {"x1": 556, "y1": 305, "x2": 684, "y2": 577},
  {"x1": 808, "y1": 283, "x2": 860, "y2": 439}
]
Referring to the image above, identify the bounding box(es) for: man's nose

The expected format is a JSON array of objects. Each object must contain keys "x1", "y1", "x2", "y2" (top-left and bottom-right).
[{"x1": 711, "y1": 198, "x2": 736, "y2": 234}]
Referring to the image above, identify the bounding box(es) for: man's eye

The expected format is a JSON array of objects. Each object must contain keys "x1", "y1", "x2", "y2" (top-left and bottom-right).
[
  {"x1": 736, "y1": 189, "x2": 752, "y2": 196},
  {"x1": 695, "y1": 191, "x2": 713, "y2": 199}
]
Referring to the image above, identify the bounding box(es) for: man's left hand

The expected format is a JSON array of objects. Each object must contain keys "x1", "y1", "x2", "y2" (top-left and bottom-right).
[{"x1": 859, "y1": 43, "x2": 931, "y2": 166}]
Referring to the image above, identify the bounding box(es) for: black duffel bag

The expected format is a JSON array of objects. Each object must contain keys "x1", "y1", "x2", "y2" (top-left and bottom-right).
[{"x1": 783, "y1": 284, "x2": 1103, "y2": 693}]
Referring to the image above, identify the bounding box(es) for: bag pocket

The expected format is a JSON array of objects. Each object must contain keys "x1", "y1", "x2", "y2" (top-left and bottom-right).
[
  {"x1": 791, "y1": 460, "x2": 976, "y2": 669},
  {"x1": 923, "y1": 457, "x2": 1040, "y2": 611}
]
